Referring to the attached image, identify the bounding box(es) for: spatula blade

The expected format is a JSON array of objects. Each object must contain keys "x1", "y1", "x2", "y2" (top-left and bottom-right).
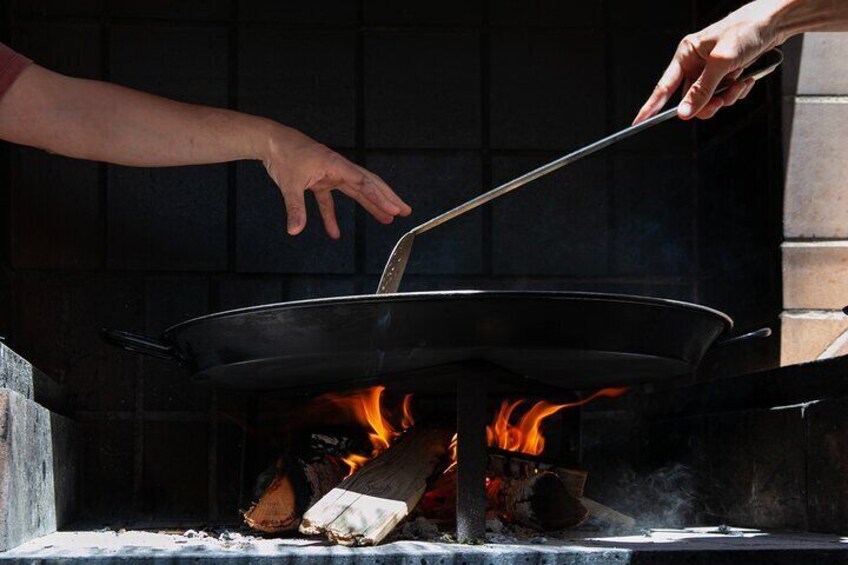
[{"x1": 376, "y1": 232, "x2": 416, "y2": 294}]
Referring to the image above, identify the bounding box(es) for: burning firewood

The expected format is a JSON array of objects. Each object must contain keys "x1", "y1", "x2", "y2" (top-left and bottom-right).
[
  {"x1": 488, "y1": 450, "x2": 588, "y2": 498},
  {"x1": 422, "y1": 455, "x2": 589, "y2": 531},
  {"x1": 488, "y1": 471, "x2": 587, "y2": 531},
  {"x1": 243, "y1": 434, "x2": 351, "y2": 533},
  {"x1": 300, "y1": 426, "x2": 453, "y2": 546}
]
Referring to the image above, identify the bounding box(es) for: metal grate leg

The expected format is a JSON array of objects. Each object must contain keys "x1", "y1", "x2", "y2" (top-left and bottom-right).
[{"x1": 456, "y1": 373, "x2": 487, "y2": 541}]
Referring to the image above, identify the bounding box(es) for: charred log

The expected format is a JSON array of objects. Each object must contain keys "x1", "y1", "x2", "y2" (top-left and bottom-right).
[
  {"x1": 423, "y1": 450, "x2": 589, "y2": 531},
  {"x1": 243, "y1": 433, "x2": 352, "y2": 533},
  {"x1": 488, "y1": 449, "x2": 587, "y2": 498},
  {"x1": 488, "y1": 471, "x2": 588, "y2": 531}
]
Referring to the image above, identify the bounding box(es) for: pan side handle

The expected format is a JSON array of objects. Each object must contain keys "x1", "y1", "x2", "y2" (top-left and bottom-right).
[
  {"x1": 715, "y1": 327, "x2": 772, "y2": 348},
  {"x1": 101, "y1": 328, "x2": 179, "y2": 361}
]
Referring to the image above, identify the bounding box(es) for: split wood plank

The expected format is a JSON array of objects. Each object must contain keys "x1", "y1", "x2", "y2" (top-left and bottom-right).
[{"x1": 300, "y1": 427, "x2": 452, "y2": 546}]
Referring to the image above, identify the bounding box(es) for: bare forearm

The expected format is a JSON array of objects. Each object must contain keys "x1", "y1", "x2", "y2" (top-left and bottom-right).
[
  {"x1": 769, "y1": 0, "x2": 848, "y2": 40},
  {"x1": 0, "y1": 64, "x2": 278, "y2": 166}
]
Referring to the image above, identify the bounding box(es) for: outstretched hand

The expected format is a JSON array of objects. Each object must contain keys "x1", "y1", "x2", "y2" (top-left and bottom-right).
[
  {"x1": 634, "y1": 1, "x2": 782, "y2": 124},
  {"x1": 262, "y1": 126, "x2": 411, "y2": 238}
]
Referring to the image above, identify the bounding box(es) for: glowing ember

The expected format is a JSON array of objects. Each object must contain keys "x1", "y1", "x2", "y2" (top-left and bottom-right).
[
  {"x1": 318, "y1": 386, "x2": 414, "y2": 476},
  {"x1": 486, "y1": 387, "x2": 629, "y2": 456},
  {"x1": 445, "y1": 433, "x2": 458, "y2": 473}
]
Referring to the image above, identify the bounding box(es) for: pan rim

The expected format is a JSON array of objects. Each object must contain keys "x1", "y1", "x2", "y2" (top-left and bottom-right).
[{"x1": 162, "y1": 290, "x2": 733, "y2": 338}]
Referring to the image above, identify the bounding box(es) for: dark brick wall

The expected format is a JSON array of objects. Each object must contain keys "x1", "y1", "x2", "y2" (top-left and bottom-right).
[
  {"x1": 582, "y1": 358, "x2": 848, "y2": 533},
  {"x1": 0, "y1": 0, "x2": 782, "y2": 523}
]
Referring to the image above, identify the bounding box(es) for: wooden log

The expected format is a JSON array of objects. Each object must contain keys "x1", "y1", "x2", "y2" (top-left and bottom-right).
[
  {"x1": 300, "y1": 426, "x2": 452, "y2": 546},
  {"x1": 488, "y1": 450, "x2": 588, "y2": 497},
  {"x1": 243, "y1": 434, "x2": 351, "y2": 533},
  {"x1": 488, "y1": 471, "x2": 588, "y2": 531},
  {"x1": 580, "y1": 497, "x2": 636, "y2": 529},
  {"x1": 422, "y1": 459, "x2": 589, "y2": 531}
]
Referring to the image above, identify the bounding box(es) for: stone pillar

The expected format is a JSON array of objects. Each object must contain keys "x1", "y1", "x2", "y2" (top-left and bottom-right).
[
  {"x1": 781, "y1": 33, "x2": 848, "y2": 365},
  {"x1": 0, "y1": 343, "x2": 77, "y2": 552}
]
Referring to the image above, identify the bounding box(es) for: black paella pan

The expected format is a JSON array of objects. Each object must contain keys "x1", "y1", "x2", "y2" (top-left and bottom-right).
[{"x1": 103, "y1": 290, "x2": 767, "y2": 391}]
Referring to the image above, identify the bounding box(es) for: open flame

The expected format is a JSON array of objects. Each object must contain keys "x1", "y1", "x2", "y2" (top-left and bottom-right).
[
  {"x1": 319, "y1": 386, "x2": 414, "y2": 476},
  {"x1": 486, "y1": 387, "x2": 629, "y2": 456},
  {"x1": 317, "y1": 384, "x2": 626, "y2": 480}
]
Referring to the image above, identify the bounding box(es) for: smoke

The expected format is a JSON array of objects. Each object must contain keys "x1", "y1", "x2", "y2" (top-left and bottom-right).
[{"x1": 588, "y1": 462, "x2": 708, "y2": 530}]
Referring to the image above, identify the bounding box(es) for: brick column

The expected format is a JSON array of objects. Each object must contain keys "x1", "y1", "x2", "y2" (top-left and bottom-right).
[{"x1": 782, "y1": 33, "x2": 848, "y2": 364}]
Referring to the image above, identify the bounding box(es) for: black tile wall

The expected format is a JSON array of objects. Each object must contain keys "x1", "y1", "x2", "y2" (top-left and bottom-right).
[
  {"x1": 238, "y1": 0, "x2": 358, "y2": 26},
  {"x1": 11, "y1": 150, "x2": 101, "y2": 270},
  {"x1": 11, "y1": 22, "x2": 103, "y2": 79},
  {"x1": 12, "y1": 274, "x2": 144, "y2": 411},
  {"x1": 142, "y1": 421, "x2": 209, "y2": 519},
  {"x1": 490, "y1": 155, "x2": 608, "y2": 276},
  {"x1": 694, "y1": 0, "x2": 748, "y2": 28},
  {"x1": 142, "y1": 277, "x2": 211, "y2": 412},
  {"x1": 285, "y1": 276, "x2": 358, "y2": 300},
  {"x1": 807, "y1": 398, "x2": 848, "y2": 532},
  {"x1": 216, "y1": 419, "x2": 246, "y2": 522},
  {"x1": 489, "y1": 30, "x2": 606, "y2": 150},
  {"x1": 363, "y1": 0, "x2": 482, "y2": 26},
  {"x1": 107, "y1": 165, "x2": 229, "y2": 271},
  {"x1": 238, "y1": 30, "x2": 357, "y2": 148},
  {"x1": 488, "y1": 0, "x2": 603, "y2": 28},
  {"x1": 364, "y1": 31, "x2": 481, "y2": 148},
  {"x1": 611, "y1": 154, "x2": 694, "y2": 276},
  {"x1": 1, "y1": 0, "x2": 781, "y2": 523},
  {"x1": 697, "y1": 114, "x2": 775, "y2": 277},
  {"x1": 109, "y1": 0, "x2": 231, "y2": 21},
  {"x1": 607, "y1": 0, "x2": 693, "y2": 30},
  {"x1": 364, "y1": 152, "x2": 483, "y2": 275},
  {"x1": 79, "y1": 419, "x2": 135, "y2": 520},
  {"x1": 12, "y1": 0, "x2": 102, "y2": 17},
  {"x1": 703, "y1": 408, "x2": 808, "y2": 529},
  {"x1": 109, "y1": 26, "x2": 228, "y2": 107},
  {"x1": 216, "y1": 278, "x2": 283, "y2": 310}
]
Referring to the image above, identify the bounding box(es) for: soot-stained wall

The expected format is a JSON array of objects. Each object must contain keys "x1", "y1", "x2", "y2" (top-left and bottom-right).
[{"x1": 0, "y1": 0, "x2": 782, "y2": 522}]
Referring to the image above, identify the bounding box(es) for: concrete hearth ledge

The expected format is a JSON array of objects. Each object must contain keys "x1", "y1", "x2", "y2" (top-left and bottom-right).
[
  {"x1": 2, "y1": 529, "x2": 848, "y2": 564},
  {"x1": 0, "y1": 388, "x2": 77, "y2": 552},
  {"x1": 0, "y1": 343, "x2": 35, "y2": 399}
]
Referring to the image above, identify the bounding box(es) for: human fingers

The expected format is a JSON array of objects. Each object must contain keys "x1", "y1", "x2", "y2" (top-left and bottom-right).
[
  {"x1": 634, "y1": 57, "x2": 685, "y2": 125},
  {"x1": 738, "y1": 78, "x2": 756, "y2": 100},
  {"x1": 281, "y1": 186, "x2": 307, "y2": 236},
  {"x1": 334, "y1": 161, "x2": 402, "y2": 216},
  {"x1": 336, "y1": 184, "x2": 395, "y2": 224},
  {"x1": 695, "y1": 97, "x2": 724, "y2": 120},
  {"x1": 353, "y1": 165, "x2": 412, "y2": 216},
  {"x1": 678, "y1": 52, "x2": 735, "y2": 119},
  {"x1": 717, "y1": 78, "x2": 750, "y2": 107},
  {"x1": 315, "y1": 190, "x2": 340, "y2": 239}
]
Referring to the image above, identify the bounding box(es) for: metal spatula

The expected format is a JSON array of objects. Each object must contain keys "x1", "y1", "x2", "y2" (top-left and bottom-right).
[{"x1": 376, "y1": 49, "x2": 783, "y2": 294}]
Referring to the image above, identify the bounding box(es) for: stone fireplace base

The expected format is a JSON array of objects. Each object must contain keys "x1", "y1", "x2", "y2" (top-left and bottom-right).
[
  {"x1": 0, "y1": 343, "x2": 78, "y2": 552},
  {"x1": 3, "y1": 528, "x2": 848, "y2": 565}
]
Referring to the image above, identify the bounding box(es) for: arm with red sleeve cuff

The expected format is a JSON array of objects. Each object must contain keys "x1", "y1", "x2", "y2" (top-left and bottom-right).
[{"x1": 0, "y1": 49, "x2": 410, "y2": 238}]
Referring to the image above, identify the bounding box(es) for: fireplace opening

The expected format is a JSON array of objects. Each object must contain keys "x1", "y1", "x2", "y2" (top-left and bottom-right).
[{"x1": 238, "y1": 379, "x2": 626, "y2": 545}]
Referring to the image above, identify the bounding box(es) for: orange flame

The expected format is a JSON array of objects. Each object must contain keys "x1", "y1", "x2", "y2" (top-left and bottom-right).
[
  {"x1": 401, "y1": 393, "x2": 415, "y2": 429},
  {"x1": 486, "y1": 387, "x2": 629, "y2": 456},
  {"x1": 319, "y1": 386, "x2": 415, "y2": 476},
  {"x1": 341, "y1": 454, "x2": 370, "y2": 478}
]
